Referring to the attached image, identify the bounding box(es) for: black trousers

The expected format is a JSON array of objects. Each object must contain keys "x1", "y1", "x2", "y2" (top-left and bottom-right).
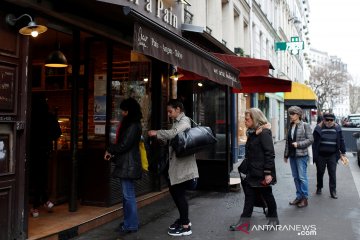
[
  {"x1": 316, "y1": 153, "x2": 337, "y2": 192},
  {"x1": 241, "y1": 183, "x2": 278, "y2": 219},
  {"x1": 169, "y1": 181, "x2": 189, "y2": 225},
  {"x1": 30, "y1": 151, "x2": 50, "y2": 209}
]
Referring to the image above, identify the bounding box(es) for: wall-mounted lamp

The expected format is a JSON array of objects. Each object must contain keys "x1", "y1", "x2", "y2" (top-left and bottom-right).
[
  {"x1": 244, "y1": 94, "x2": 248, "y2": 97},
  {"x1": 177, "y1": 0, "x2": 191, "y2": 6},
  {"x1": 197, "y1": 82, "x2": 203, "y2": 87},
  {"x1": 143, "y1": 77, "x2": 149, "y2": 82},
  {"x1": 169, "y1": 72, "x2": 184, "y2": 81},
  {"x1": 5, "y1": 14, "x2": 47, "y2": 37}
]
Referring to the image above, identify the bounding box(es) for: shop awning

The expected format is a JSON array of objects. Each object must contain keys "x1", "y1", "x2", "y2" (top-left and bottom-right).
[
  {"x1": 128, "y1": 18, "x2": 240, "y2": 88},
  {"x1": 212, "y1": 53, "x2": 292, "y2": 93},
  {"x1": 284, "y1": 82, "x2": 317, "y2": 109}
]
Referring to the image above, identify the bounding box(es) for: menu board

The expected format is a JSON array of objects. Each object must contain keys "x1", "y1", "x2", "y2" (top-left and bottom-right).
[{"x1": 0, "y1": 67, "x2": 15, "y2": 111}]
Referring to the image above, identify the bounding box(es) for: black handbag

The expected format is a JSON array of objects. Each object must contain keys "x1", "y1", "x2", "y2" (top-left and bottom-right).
[
  {"x1": 171, "y1": 118, "x2": 217, "y2": 157},
  {"x1": 238, "y1": 159, "x2": 247, "y2": 174}
]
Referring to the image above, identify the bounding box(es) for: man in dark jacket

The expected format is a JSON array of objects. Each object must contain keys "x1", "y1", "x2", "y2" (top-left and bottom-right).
[{"x1": 312, "y1": 112, "x2": 346, "y2": 199}]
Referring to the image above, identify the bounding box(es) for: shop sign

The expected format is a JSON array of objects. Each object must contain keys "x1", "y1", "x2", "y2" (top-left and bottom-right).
[
  {"x1": 133, "y1": 23, "x2": 240, "y2": 88},
  {"x1": 275, "y1": 36, "x2": 304, "y2": 55},
  {"x1": 97, "y1": 0, "x2": 181, "y2": 34}
]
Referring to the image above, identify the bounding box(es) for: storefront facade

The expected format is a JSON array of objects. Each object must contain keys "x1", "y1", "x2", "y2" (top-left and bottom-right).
[{"x1": 0, "y1": 1, "x2": 240, "y2": 239}]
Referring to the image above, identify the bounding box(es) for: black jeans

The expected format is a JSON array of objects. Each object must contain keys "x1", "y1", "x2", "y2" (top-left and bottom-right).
[
  {"x1": 169, "y1": 181, "x2": 189, "y2": 225},
  {"x1": 30, "y1": 151, "x2": 50, "y2": 209},
  {"x1": 241, "y1": 183, "x2": 278, "y2": 219},
  {"x1": 316, "y1": 153, "x2": 337, "y2": 192}
]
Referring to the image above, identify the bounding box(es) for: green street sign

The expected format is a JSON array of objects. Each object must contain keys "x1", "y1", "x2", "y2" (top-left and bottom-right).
[{"x1": 275, "y1": 42, "x2": 287, "y2": 51}]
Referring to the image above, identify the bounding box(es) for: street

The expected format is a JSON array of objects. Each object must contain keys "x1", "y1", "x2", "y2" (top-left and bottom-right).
[{"x1": 74, "y1": 140, "x2": 360, "y2": 240}]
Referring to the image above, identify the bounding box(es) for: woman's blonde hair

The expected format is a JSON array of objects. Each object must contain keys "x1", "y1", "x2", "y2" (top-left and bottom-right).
[{"x1": 245, "y1": 108, "x2": 268, "y2": 129}]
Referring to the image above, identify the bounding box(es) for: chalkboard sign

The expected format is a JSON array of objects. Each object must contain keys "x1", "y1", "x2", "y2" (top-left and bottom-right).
[{"x1": 0, "y1": 67, "x2": 15, "y2": 111}]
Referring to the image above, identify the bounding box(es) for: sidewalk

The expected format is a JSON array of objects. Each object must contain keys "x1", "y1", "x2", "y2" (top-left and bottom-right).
[{"x1": 73, "y1": 140, "x2": 360, "y2": 240}]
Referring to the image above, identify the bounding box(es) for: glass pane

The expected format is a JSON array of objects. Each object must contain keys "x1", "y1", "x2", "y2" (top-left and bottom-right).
[
  {"x1": 193, "y1": 81, "x2": 226, "y2": 160},
  {"x1": 0, "y1": 124, "x2": 13, "y2": 174},
  {"x1": 109, "y1": 48, "x2": 152, "y2": 144}
]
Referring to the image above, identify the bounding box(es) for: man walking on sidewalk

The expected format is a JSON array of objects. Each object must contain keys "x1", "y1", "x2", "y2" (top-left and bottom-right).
[{"x1": 312, "y1": 112, "x2": 346, "y2": 199}]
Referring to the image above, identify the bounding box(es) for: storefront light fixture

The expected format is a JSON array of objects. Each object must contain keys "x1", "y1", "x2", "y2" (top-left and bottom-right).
[
  {"x1": 143, "y1": 77, "x2": 149, "y2": 82},
  {"x1": 45, "y1": 41, "x2": 68, "y2": 68},
  {"x1": 5, "y1": 14, "x2": 47, "y2": 37},
  {"x1": 170, "y1": 72, "x2": 184, "y2": 81},
  {"x1": 197, "y1": 82, "x2": 203, "y2": 87},
  {"x1": 177, "y1": 0, "x2": 191, "y2": 6},
  {"x1": 288, "y1": 17, "x2": 301, "y2": 25}
]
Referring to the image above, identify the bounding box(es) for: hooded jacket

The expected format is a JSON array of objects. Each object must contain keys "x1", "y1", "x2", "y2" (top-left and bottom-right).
[
  {"x1": 284, "y1": 121, "x2": 313, "y2": 158},
  {"x1": 244, "y1": 127, "x2": 277, "y2": 187},
  {"x1": 156, "y1": 112, "x2": 199, "y2": 186}
]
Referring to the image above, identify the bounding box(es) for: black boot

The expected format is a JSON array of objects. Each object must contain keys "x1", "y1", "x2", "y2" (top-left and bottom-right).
[{"x1": 265, "y1": 218, "x2": 279, "y2": 231}]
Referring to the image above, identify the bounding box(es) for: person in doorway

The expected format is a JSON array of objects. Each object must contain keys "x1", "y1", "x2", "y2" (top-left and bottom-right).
[
  {"x1": 312, "y1": 112, "x2": 346, "y2": 199},
  {"x1": 104, "y1": 97, "x2": 142, "y2": 235},
  {"x1": 29, "y1": 95, "x2": 61, "y2": 217},
  {"x1": 148, "y1": 99, "x2": 199, "y2": 237},
  {"x1": 284, "y1": 106, "x2": 313, "y2": 208},
  {"x1": 230, "y1": 108, "x2": 279, "y2": 231}
]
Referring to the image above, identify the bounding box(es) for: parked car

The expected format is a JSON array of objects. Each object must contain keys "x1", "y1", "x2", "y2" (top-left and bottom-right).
[
  {"x1": 343, "y1": 114, "x2": 360, "y2": 128},
  {"x1": 353, "y1": 132, "x2": 360, "y2": 167}
]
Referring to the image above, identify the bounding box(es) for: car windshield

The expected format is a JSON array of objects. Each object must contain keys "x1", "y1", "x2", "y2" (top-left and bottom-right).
[{"x1": 349, "y1": 116, "x2": 360, "y2": 124}]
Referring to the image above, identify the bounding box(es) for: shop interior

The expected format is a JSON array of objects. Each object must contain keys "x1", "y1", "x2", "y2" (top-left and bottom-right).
[{"x1": 27, "y1": 23, "x2": 155, "y2": 239}]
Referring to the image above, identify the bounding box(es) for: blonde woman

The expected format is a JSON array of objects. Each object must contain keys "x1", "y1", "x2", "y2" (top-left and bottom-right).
[{"x1": 230, "y1": 108, "x2": 279, "y2": 231}]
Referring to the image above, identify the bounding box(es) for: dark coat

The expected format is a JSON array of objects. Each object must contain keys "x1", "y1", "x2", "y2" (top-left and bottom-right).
[
  {"x1": 244, "y1": 128, "x2": 276, "y2": 187},
  {"x1": 312, "y1": 122, "x2": 346, "y2": 163},
  {"x1": 107, "y1": 122, "x2": 142, "y2": 179}
]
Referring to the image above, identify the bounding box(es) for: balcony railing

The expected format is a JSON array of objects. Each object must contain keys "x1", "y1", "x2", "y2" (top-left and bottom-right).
[{"x1": 184, "y1": 9, "x2": 193, "y2": 24}]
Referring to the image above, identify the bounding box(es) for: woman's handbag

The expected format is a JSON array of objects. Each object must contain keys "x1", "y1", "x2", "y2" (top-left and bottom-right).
[
  {"x1": 171, "y1": 118, "x2": 217, "y2": 157},
  {"x1": 238, "y1": 159, "x2": 247, "y2": 174},
  {"x1": 139, "y1": 138, "x2": 149, "y2": 171}
]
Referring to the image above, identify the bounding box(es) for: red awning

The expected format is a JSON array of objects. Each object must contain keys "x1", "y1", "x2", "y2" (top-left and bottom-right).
[
  {"x1": 213, "y1": 53, "x2": 292, "y2": 93},
  {"x1": 213, "y1": 53, "x2": 274, "y2": 77},
  {"x1": 235, "y1": 76, "x2": 292, "y2": 93}
]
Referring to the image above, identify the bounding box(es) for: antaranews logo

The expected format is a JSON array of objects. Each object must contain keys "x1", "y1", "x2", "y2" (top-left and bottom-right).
[{"x1": 236, "y1": 222, "x2": 317, "y2": 236}]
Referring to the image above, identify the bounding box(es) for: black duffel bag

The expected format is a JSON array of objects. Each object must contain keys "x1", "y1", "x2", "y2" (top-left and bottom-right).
[{"x1": 171, "y1": 120, "x2": 217, "y2": 157}]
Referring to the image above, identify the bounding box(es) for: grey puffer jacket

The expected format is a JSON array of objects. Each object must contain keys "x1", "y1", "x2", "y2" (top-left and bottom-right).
[
  {"x1": 284, "y1": 121, "x2": 314, "y2": 158},
  {"x1": 156, "y1": 112, "x2": 199, "y2": 186},
  {"x1": 107, "y1": 122, "x2": 142, "y2": 179}
]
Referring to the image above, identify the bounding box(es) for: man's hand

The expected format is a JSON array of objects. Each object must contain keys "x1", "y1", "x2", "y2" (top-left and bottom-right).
[{"x1": 284, "y1": 157, "x2": 288, "y2": 163}]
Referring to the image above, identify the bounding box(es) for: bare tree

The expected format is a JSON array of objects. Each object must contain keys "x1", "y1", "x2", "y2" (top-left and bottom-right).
[
  {"x1": 349, "y1": 76, "x2": 360, "y2": 113},
  {"x1": 309, "y1": 64, "x2": 349, "y2": 112}
]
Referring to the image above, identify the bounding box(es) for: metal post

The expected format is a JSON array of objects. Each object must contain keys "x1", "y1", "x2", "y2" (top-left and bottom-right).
[{"x1": 69, "y1": 30, "x2": 80, "y2": 212}]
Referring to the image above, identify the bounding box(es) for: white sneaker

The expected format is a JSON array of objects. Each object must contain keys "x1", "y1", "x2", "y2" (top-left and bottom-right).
[
  {"x1": 31, "y1": 208, "x2": 39, "y2": 218},
  {"x1": 44, "y1": 201, "x2": 54, "y2": 212}
]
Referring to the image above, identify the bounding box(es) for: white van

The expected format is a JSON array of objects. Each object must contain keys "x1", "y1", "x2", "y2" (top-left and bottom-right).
[{"x1": 347, "y1": 114, "x2": 360, "y2": 128}]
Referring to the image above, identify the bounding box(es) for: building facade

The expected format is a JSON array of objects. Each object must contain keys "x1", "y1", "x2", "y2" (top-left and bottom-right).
[{"x1": 184, "y1": 0, "x2": 311, "y2": 141}]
